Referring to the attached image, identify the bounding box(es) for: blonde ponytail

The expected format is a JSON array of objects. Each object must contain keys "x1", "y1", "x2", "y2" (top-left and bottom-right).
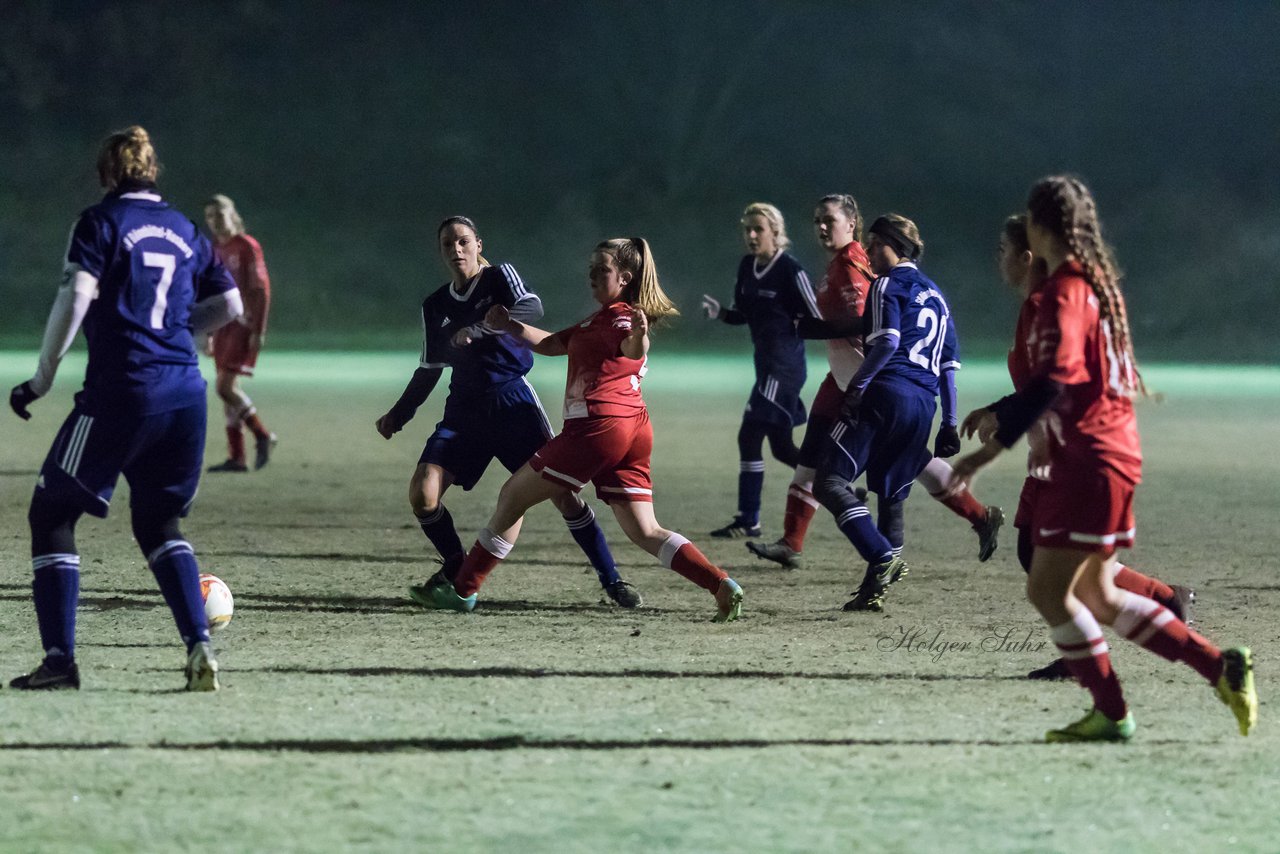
[
  {"x1": 597, "y1": 237, "x2": 679, "y2": 322},
  {"x1": 97, "y1": 125, "x2": 159, "y2": 190}
]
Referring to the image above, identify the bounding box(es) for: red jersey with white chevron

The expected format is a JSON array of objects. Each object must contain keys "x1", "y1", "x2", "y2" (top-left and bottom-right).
[
  {"x1": 554, "y1": 302, "x2": 647, "y2": 419},
  {"x1": 1030, "y1": 260, "x2": 1141, "y2": 482},
  {"x1": 815, "y1": 240, "x2": 873, "y2": 390}
]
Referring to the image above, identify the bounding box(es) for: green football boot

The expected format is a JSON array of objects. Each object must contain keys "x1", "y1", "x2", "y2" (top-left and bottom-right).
[
  {"x1": 1045, "y1": 707, "x2": 1136, "y2": 743},
  {"x1": 412, "y1": 580, "x2": 476, "y2": 613},
  {"x1": 712, "y1": 578, "x2": 743, "y2": 623},
  {"x1": 1215, "y1": 647, "x2": 1258, "y2": 736}
]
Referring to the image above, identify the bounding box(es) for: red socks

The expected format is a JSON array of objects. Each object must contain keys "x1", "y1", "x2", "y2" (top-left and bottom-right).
[
  {"x1": 452, "y1": 528, "x2": 514, "y2": 597},
  {"x1": 1113, "y1": 565, "x2": 1176, "y2": 607},
  {"x1": 659, "y1": 534, "x2": 726, "y2": 592},
  {"x1": 225, "y1": 426, "x2": 245, "y2": 464},
  {"x1": 939, "y1": 487, "x2": 987, "y2": 528},
  {"x1": 782, "y1": 486, "x2": 818, "y2": 552},
  {"x1": 1113, "y1": 592, "x2": 1223, "y2": 684},
  {"x1": 1050, "y1": 610, "x2": 1128, "y2": 722}
]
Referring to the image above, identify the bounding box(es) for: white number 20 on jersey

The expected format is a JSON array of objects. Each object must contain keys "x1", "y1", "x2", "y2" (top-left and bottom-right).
[
  {"x1": 142, "y1": 251, "x2": 176, "y2": 329},
  {"x1": 907, "y1": 307, "x2": 948, "y2": 375}
]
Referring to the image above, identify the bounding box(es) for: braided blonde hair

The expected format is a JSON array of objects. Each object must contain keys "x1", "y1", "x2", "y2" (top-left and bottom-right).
[{"x1": 1027, "y1": 175, "x2": 1144, "y2": 396}]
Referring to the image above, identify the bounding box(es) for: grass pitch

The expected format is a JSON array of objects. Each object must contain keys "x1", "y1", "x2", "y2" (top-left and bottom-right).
[{"x1": 1, "y1": 351, "x2": 1277, "y2": 853}]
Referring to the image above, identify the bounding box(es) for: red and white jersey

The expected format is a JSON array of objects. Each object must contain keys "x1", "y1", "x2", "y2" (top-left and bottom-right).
[
  {"x1": 214, "y1": 233, "x2": 271, "y2": 335},
  {"x1": 1008, "y1": 288, "x2": 1043, "y2": 393},
  {"x1": 815, "y1": 241, "x2": 873, "y2": 390},
  {"x1": 1029, "y1": 260, "x2": 1141, "y2": 482},
  {"x1": 554, "y1": 301, "x2": 647, "y2": 420}
]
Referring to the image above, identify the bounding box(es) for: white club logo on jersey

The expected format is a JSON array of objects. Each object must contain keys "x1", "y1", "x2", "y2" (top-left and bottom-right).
[{"x1": 440, "y1": 317, "x2": 450, "y2": 327}]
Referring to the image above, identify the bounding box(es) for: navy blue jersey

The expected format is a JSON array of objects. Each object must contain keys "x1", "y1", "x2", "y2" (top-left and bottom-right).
[
  {"x1": 66, "y1": 189, "x2": 236, "y2": 415},
  {"x1": 420, "y1": 263, "x2": 536, "y2": 397},
  {"x1": 731, "y1": 252, "x2": 818, "y2": 387},
  {"x1": 863, "y1": 262, "x2": 960, "y2": 396}
]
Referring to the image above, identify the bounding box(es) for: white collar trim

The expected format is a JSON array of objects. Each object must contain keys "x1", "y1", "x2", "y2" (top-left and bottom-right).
[
  {"x1": 449, "y1": 268, "x2": 486, "y2": 301},
  {"x1": 120, "y1": 192, "x2": 162, "y2": 201},
  {"x1": 753, "y1": 251, "x2": 782, "y2": 279}
]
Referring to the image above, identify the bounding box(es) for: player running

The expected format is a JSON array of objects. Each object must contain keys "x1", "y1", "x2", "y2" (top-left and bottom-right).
[
  {"x1": 417, "y1": 237, "x2": 744, "y2": 621},
  {"x1": 700, "y1": 202, "x2": 817, "y2": 539},
  {"x1": 376, "y1": 216, "x2": 640, "y2": 609},
  {"x1": 973, "y1": 214, "x2": 1193, "y2": 679},
  {"x1": 204, "y1": 194, "x2": 277, "y2": 472},
  {"x1": 949, "y1": 176, "x2": 1256, "y2": 741},
  {"x1": 7, "y1": 126, "x2": 241, "y2": 691},
  {"x1": 815, "y1": 215, "x2": 964, "y2": 612},
  {"x1": 747, "y1": 196, "x2": 1001, "y2": 570}
]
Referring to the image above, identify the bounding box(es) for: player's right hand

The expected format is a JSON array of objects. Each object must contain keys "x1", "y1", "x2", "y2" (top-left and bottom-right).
[
  {"x1": 700, "y1": 294, "x2": 720, "y2": 320},
  {"x1": 10, "y1": 381, "x2": 38, "y2": 420},
  {"x1": 959, "y1": 407, "x2": 998, "y2": 443},
  {"x1": 485, "y1": 304, "x2": 511, "y2": 330},
  {"x1": 374, "y1": 412, "x2": 403, "y2": 440}
]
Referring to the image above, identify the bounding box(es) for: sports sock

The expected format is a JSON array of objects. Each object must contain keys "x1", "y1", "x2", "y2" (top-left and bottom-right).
[
  {"x1": 833, "y1": 504, "x2": 894, "y2": 565},
  {"x1": 452, "y1": 528, "x2": 514, "y2": 597},
  {"x1": 1050, "y1": 608, "x2": 1128, "y2": 722},
  {"x1": 782, "y1": 466, "x2": 819, "y2": 551},
  {"x1": 148, "y1": 540, "x2": 211, "y2": 649},
  {"x1": 919, "y1": 457, "x2": 987, "y2": 526},
  {"x1": 32, "y1": 554, "x2": 80, "y2": 661},
  {"x1": 416, "y1": 505, "x2": 465, "y2": 562},
  {"x1": 224, "y1": 403, "x2": 246, "y2": 463},
  {"x1": 1112, "y1": 591, "x2": 1223, "y2": 684},
  {"x1": 877, "y1": 497, "x2": 905, "y2": 556},
  {"x1": 563, "y1": 505, "x2": 620, "y2": 586},
  {"x1": 658, "y1": 533, "x2": 726, "y2": 592},
  {"x1": 237, "y1": 399, "x2": 271, "y2": 441},
  {"x1": 737, "y1": 460, "x2": 765, "y2": 526},
  {"x1": 1113, "y1": 565, "x2": 1176, "y2": 607}
]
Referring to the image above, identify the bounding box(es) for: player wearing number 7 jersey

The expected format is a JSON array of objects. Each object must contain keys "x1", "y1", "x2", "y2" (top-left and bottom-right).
[
  {"x1": 7, "y1": 126, "x2": 242, "y2": 692},
  {"x1": 813, "y1": 214, "x2": 960, "y2": 612}
]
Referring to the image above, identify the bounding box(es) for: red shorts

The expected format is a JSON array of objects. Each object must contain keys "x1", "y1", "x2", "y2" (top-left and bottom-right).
[
  {"x1": 212, "y1": 322, "x2": 258, "y2": 376},
  {"x1": 809, "y1": 373, "x2": 844, "y2": 421},
  {"x1": 530, "y1": 410, "x2": 653, "y2": 503},
  {"x1": 1024, "y1": 464, "x2": 1136, "y2": 553}
]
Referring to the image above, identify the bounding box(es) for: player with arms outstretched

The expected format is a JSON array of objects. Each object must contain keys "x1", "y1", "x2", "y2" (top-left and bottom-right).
[
  {"x1": 376, "y1": 216, "x2": 639, "y2": 608},
  {"x1": 418, "y1": 238, "x2": 744, "y2": 621},
  {"x1": 204, "y1": 193, "x2": 277, "y2": 472},
  {"x1": 7, "y1": 126, "x2": 241, "y2": 691},
  {"x1": 701, "y1": 202, "x2": 818, "y2": 538},
  {"x1": 950, "y1": 176, "x2": 1255, "y2": 741}
]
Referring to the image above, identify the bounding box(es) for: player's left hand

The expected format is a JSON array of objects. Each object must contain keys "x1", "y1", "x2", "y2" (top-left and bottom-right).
[
  {"x1": 451, "y1": 327, "x2": 476, "y2": 348},
  {"x1": 934, "y1": 424, "x2": 961, "y2": 458},
  {"x1": 485, "y1": 304, "x2": 511, "y2": 330},
  {"x1": 10, "y1": 381, "x2": 39, "y2": 420},
  {"x1": 700, "y1": 294, "x2": 721, "y2": 320},
  {"x1": 944, "y1": 440, "x2": 1003, "y2": 497}
]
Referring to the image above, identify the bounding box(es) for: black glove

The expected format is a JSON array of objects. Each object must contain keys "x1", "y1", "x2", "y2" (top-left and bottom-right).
[
  {"x1": 10, "y1": 381, "x2": 38, "y2": 420},
  {"x1": 841, "y1": 387, "x2": 863, "y2": 423},
  {"x1": 934, "y1": 424, "x2": 961, "y2": 458}
]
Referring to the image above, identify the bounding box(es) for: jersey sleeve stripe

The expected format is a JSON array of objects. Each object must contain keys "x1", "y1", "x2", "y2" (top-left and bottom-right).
[
  {"x1": 869, "y1": 276, "x2": 891, "y2": 334},
  {"x1": 500, "y1": 263, "x2": 528, "y2": 300},
  {"x1": 795, "y1": 270, "x2": 820, "y2": 318},
  {"x1": 942, "y1": 360, "x2": 961, "y2": 371}
]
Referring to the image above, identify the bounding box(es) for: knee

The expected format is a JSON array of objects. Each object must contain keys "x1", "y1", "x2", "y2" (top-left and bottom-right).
[
  {"x1": 549, "y1": 490, "x2": 584, "y2": 516},
  {"x1": 131, "y1": 512, "x2": 183, "y2": 558},
  {"x1": 28, "y1": 494, "x2": 79, "y2": 555},
  {"x1": 813, "y1": 473, "x2": 854, "y2": 514},
  {"x1": 409, "y1": 475, "x2": 439, "y2": 516},
  {"x1": 737, "y1": 422, "x2": 766, "y2": 459}
]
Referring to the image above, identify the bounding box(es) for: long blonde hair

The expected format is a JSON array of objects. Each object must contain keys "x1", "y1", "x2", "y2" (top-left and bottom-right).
[
  {"x1": 596, "y1": 238, "x2": 679, "y2": 321},
  {"x1": 97, "y1": 125, "x2": 159, "y2": 190},
  {"x1": 205, "y1": 193, "x2": 246, "y2": 236},
  {"x1": 741, "y1": 202, "x2": 791, "y2": 251}
]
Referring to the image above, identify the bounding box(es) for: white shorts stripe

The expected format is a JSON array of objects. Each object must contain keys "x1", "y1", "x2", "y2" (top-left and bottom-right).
[
  {"x1": 600, "y1": 486, "x2": 653, "y2": 496},
  {"x1": 540, "y1": 465, "x2": 587, "y2": 489},
  {"x1": 1063, "y1": 528, "x2": 1136, "y2": 546},
  {"x1": 521, "y1": 377, "x2": 555, "y2": 439}
]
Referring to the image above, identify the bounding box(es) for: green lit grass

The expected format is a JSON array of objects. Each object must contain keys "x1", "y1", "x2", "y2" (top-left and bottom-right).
[{"x1": 1, "y1": 352, "x2": 1277, "y2": 852}]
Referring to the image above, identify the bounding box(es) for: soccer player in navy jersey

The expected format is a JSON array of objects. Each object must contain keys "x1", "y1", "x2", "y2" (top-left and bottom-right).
[
  {"x1": 813, "y1": 214, "x2": 961, "y2": 612},
  {"x1": 701, "y1": 202, "x2": 818, "y2": 539},
  {"x1": 376, "y1": 216, "x2": 640, "y2": 608},
  {"x1": 7, "y1": 126, "x2": 242, "y2": 690}
]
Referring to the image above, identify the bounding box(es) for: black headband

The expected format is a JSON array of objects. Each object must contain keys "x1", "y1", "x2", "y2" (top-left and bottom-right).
[{"x1": 869, "y1": 217, "x2": 921, "y2": 259}]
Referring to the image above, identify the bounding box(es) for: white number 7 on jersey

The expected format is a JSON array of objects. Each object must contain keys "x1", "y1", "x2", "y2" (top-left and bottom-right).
[{"x1": 143, "y1": 251, "x2": 176, "y2": 329}]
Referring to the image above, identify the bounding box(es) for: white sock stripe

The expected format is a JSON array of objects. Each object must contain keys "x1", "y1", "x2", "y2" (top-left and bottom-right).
[
  {"x1": 564, "y1": 506, "x2": 596, "y2": 529},
  {"x1": 147, "y1": 539, "x2": 194, "y2": 565},
  {"x1": 837, "y1": 507, "x2": 871, "y2": 524},
  {"x1": 418, "y1": 506, "x2": 446, "y2": 525},
  {"x1": 740, "y1": 461, "x2": 767, "y2": 472},
  {"x1": 477, "y1": 527, "x2": 514, "y2": 559},
  {"x1": 33, "y1": 553, "x2": 81, "y2": 570},
  {"x1": 658, "y1": 533, "x2": 691, "y2": 569}
]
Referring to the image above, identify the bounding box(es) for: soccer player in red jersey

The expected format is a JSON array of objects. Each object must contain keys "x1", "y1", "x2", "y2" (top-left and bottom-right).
[
  {"x1": 950, "y1": 176, "x2": 1256, "y2": 741},
  {"x1": 418, "y1": 237, "x2": 743, "y2": 621},
  {"x1": 971, "y1": 214, "x2": 1194, "y2": 680},
  {"x1": 747, "y1": 195, "x2": 1001, "y2": 569},
  {"x1": 204, "y1": 194, "x2": 277, "y2": 472}
]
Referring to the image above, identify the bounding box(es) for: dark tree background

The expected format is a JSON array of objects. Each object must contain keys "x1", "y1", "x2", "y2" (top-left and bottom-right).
[{"x1": 3, "y1": 1, "x2": 1277, "y2": 359}]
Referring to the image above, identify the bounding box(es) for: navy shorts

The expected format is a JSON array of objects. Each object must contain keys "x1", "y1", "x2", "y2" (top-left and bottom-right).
[
  {"x1": 822, "y1": 381, "x2": 934, "y2": 501},
  {"x1": 34, "y1": 402, "x2": 206, "y2": 519},
  {"x1": 743, "y1": 374, "x2": 807, "y2": 429},
  {"x1": 419, "y1": 378, "x2": 554, "y2": 490}
]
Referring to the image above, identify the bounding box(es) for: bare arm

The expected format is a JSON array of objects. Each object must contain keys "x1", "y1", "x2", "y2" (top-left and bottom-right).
[
  {"x1": 619, "y1": 308, "x2": 648, "y2": 360},
  {"x1": 484, "y1": 305, "x2": 566, "y2": 356}
]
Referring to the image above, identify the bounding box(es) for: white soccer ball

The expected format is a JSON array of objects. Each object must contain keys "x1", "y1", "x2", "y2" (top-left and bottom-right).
[{"x1": 200, "y1": 572, "x2": 234, "y2": 631}]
